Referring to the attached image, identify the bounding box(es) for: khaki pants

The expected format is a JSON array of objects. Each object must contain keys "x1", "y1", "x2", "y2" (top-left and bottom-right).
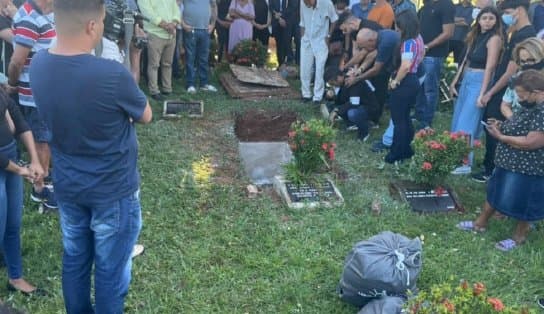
[{"x1": 147, "y1": 33, "x2": 176, "y2": 95}]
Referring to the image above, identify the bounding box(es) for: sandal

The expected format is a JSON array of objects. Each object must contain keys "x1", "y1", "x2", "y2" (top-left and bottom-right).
[
  {"x1": 495, "y1": 239, "x2": 519, "y2": 252},
  {"x1": 456, "y1": 221, "x2": 486, "y2": 233}
]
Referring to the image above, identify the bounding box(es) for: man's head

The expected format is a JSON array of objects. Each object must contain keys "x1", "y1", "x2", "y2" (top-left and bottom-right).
[
  {"x1": 475, "y1": 0, "x2": 495, "y2": 9},
  {"x1": 500, "y1": 0, "x2": 530, "y2": 27},
  {"x1": 355, "y1": 28, "x2": 378, "y2": 51},
  {"x1": 54, "y1": 0, "x2": 105, "y2": 47},
  {"x1": 303, "y1": 0, "x2": 316, "y2": 8},
  {"x1": 360, "y1": 0, "x2": 371, "y2": 5},
  {"x1": 338, "y1": 13, "x2": 360, "y2": 34},
  {"x1": 512, "y1": 69, "x2": 544, "y2": 105}
]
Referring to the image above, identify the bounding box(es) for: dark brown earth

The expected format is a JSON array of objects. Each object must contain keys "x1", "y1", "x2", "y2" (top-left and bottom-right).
[{"x1": 234, "y1": 109, "x2": 298, "y2": 142}]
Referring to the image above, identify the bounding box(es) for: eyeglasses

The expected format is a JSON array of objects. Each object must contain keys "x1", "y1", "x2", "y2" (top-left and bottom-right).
[{"x1": 519, "y1": 58, "x2": 536, "y2": 65}]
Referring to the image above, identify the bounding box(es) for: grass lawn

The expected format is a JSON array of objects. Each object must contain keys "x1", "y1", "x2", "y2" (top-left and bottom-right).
[{"x1": 3, "y1": 70, "x2": 543, "y2": 313}]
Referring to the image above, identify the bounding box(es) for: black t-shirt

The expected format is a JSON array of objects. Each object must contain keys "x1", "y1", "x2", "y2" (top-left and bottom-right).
[
  {"x1": 419, "y1": 0, "x2": 455, "y2": 57},
  {"x1": 0, "y1": 15, "x2": 13, "y2": 75},
  {"x1": 494, "y1": 25, "x2": 536, "y2": 81}
]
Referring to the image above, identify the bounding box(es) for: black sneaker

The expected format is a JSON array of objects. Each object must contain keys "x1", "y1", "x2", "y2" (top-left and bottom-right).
[
  {"x1": 30, "y1": 186, "x2": 58, "y2": 209},
  {"x1": 471, "y1": 171, "x2": 491, "y2": 183},
  {"x1": 538, "y1": 299, "x2": 544, "y2": 309},
  {"x1": 371, "y1": 140, "x2": 390, "y2": 153},
  {"x1": 150, "y1": 93, "x2": 163, "y2": 101}
]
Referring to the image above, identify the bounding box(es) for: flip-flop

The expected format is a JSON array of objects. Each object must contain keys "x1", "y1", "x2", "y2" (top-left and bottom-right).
[
  {"x1": 456, "y1": 221, "x2": 486, "y2": 233},
  {"x1": 495, "y1": 239, "x2": 518, "y2": 252},
  {"x1": 131, "y1": 244, "x2": 145, "y2": 259}
]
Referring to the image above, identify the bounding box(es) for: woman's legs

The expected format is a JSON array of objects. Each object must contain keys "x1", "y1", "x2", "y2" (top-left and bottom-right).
[{"x1": 473, "y1": 201, "x2": 495, "y2": 229}]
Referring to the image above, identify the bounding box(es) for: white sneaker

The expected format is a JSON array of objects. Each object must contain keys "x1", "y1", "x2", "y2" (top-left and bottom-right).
[
  {"x1": 201, "y1": 84, "x2": 217, "y2": 92},
  {"x1": 131, "y1": 244, "x2": 145, "y2": 258},
  {"x1": 187, "y1": 86, "x2": 197, "y2": 94},
  {"x1": 451, "y1": 165, "x2": 471, "y2": 175},
  {"x1": 346, "y1": 125, "x2": 358, "y2": 131}
]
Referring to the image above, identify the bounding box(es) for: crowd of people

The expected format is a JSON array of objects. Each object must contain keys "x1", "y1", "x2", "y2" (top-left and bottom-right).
[{"x1": 0, "y1": 0, "x2": 543, "y2": 312}]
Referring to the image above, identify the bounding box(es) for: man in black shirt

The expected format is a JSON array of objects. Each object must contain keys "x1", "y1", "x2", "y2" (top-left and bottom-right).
[
  {"x1": 472, "y1": 0, "x2": 536, "y2": 182},
  {"x1": 450, "y1": 0, "x2": 474, "y2": 63},
  {"x1": 415, "y1": 0, "x2": 455, "y2": 129}
]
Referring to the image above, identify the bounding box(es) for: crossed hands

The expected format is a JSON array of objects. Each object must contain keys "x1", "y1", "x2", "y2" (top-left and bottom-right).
[{"x1": 18, "y1": 161, "x2": 44, "y2": 184}]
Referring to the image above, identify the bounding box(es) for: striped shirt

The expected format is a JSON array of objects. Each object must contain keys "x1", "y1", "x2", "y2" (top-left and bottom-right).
[
  {"x1": 400, "y1": 35, "x2": 425, "y2": 73},
  {"x1": 13, "y1": 0, "x2": 56, "y2": 107}
]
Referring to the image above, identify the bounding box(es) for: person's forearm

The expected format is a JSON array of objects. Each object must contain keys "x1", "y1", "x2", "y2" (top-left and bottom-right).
[
  {"x1": 427, "y1": 32, "x2": 451, "y2": 50},
  {"x1": 358, "y1": 64, "x2": 380, "y2": 81},
  {"x1": 5, "y1": 160, "x2": 23, "y2": 174},
  {"x1": 210, "y1": 2, "x2": 217, "y2": 25},
  {"x1": 394, "y1": 65, "x2": 409, "y2": 83},
  {"x1": 487, "y1": 62, "x2": 517, "y2": 97},
  {"x1": 7, "y1": 60, "x2": 23, "y2": 86},
  {"x1": 500, "y1": 102, "x2": 513, "y2": 119},
  {"x1": 18, "y1": 131, "x2": 39, "y2": 164},
  {"x1": 498, "y1": 132, "x2": 544, "y2": 150}
]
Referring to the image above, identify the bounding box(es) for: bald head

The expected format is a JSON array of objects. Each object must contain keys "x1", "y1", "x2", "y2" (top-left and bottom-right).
[
  {"x1": 356, "y1": 28, "x2": 378, "y2": 51},
  {"x1": 476, "y1": 0, "x2": 495, "y2": 8}
]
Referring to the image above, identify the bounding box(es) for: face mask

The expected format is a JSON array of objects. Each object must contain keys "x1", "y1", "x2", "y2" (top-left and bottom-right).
[
  {"x1": 502, "y1": 14, "x2": 516, "y2": 26},
  {"x1": 521, "y1": 60, "x2": 544, "y2": 71},
  {"x1": 519, "y1": 100, "x2": 536, "y2": 108},
  {"x1": 472, "y1": 8, "x2": 481, "y2": 20}
]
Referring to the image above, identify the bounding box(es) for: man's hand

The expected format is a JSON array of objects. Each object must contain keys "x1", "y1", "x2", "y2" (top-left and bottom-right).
[
  {"x1": 3, "y1": 84, "x2": 17, "y2": 95},
  {"x1": 279, "y1": 17, "x2": 286, "y2": 28},
  {"x1": 27, "y1": 161, "x2": 44, "y2": 183},
  {"x1": 1, "y1": 2, "x2": 17, "y2": 18},
  {"x1": 345, "y1": 75, "x2": 357, "y2": 87},
  {"x1": 181, "y1": 22, "x2": 193, "y2": 33},
  {"x1": 208, "y1": 23, "x2": 215, "y2": 34}
]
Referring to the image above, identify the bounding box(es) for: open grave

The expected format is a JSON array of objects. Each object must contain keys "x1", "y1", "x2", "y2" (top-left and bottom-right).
[{"x1": 234, "y1": 109, "x2": 297, "y2": 186}]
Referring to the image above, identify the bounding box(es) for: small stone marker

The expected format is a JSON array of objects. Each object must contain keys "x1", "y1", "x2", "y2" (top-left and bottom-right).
[
  {"x1": 162, "y1": 100, "x2": 203, "y2": 119},
  {"x1": 273, "y1": 176, "x2": 344, "y2": 209},
  {"x1": 389, "y1": 180, "x2": 464, "y2": 213}
]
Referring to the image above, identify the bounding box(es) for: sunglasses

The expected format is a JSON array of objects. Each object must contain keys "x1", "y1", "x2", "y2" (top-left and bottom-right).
[{"x1": 519, "y1": 58, "x2": 536, "y2": 65}]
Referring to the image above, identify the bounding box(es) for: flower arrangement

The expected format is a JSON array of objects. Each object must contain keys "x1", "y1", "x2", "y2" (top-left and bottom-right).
[
  {"x1": 409, "y1": 128, "x2": 476, "y2": 187},
  {"x1": 230, "y1": 39, "x2": 268, "y2": 67},
  {"x1": 404, "y1": 280, "x2": 529, "y2": 313},
  {"x1": 285, "y1": 119, "x2": 337, "y2": 183}
]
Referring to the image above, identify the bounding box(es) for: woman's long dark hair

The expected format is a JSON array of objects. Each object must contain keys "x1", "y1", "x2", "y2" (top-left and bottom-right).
[
  {"x1": 465, "y1": 6, "x2": 504, "y2": 51},
  {"x1": 392, "y1": 9, "x2": 420, "y2": 69},
  {"x1": 395, "y1": 9, "x2": 420, "y2": 41}
]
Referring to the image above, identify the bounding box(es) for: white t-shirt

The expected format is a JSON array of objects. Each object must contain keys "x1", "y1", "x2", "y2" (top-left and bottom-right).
[{"x1": 92, "y1": 37, "x2": 124, "y2": 63}]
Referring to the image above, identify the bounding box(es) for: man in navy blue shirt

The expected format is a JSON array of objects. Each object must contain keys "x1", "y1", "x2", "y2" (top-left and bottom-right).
[{"x1": 29, "y1": 0, "x2": 151, "y2": 312}]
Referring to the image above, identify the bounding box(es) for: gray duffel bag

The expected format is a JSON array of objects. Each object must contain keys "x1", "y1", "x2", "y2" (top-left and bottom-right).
[{"x1": 337, "y1": 231, "x2": 422, "y2": 308}]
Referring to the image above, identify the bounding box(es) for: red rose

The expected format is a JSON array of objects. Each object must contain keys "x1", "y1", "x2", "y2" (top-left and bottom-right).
[
  {"x1": 328, "y1": 148, "x2": 335, "y2": 160},
  {"x1": 487, "y1": 298, "x2": 504, "y2": 311},
  {"x1": 474, "y1": 139, "x2": 482, "y2": 148},
  {"x1": 422, "y1": 162, "x2": 432, "y2": 170},
  {"x1": 473, "y1": 282, "x2": 485, "y2": 296},
  {"x1": 322, "y1": 143, "x2": 328, "y2": 151}
]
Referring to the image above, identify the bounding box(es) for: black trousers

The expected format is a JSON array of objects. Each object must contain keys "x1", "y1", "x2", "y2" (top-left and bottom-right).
[
  {"x1": 370, "y1": 71, "x2": 391, "y2": 123},
  {"x1": 449, "y1": 40, "x2": 466, "y2": 64},
  {"x1": 253, "y1": 28, "x2": 270, "y2": 47},
  {"x1": 482, "y1": 87, "x2": 506, "y2": 174},
  {"x1": 273, "y1": 24, "x2": 292, "y2": 66},
  {"x1": 336, "y1": 79, "x2": 380, "y2": 124},
  {"x1": 386, "y1": 73, "x2": 419, "y2": 163}
]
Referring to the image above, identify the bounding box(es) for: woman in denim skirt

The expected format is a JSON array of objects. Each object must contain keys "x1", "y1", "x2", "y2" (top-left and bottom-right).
[
  {"x1": 457, "y1": 70, "x2": 544, "y2": 251},
  {"x1": 449, "y1": 6, "x2": 504, "y2": 175},
  {"x1": 0, "y1": 89, "x2": 45, "y2": 295}
]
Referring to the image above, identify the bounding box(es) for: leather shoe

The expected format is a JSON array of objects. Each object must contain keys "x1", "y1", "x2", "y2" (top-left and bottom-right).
[
  {"x1": 7, "y1": 282, "x2": 47, "y2": 297},
  {"x1": 150, "y1": 93, "x2": 163, "y2": 101}
]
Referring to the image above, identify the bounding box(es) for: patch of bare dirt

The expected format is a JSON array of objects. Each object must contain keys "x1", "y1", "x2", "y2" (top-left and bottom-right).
[{"x1": 234, "y1": 109, "x2": 298, "y2": 142}]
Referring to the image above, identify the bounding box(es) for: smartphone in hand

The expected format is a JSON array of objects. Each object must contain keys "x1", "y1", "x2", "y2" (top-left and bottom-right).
[{"x1": 481, "y1": 120, "x2": 490, "y2": 127}]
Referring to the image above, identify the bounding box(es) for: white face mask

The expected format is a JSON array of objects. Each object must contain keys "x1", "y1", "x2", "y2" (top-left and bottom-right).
[{"x1": 472, "y1": 8, "x2": 481, "y2": 20}]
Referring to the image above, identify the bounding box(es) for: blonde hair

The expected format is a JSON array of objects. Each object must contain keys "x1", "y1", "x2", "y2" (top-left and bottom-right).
[{"x1": 513, "y1": 38, "x2": 544, "y2": 65}]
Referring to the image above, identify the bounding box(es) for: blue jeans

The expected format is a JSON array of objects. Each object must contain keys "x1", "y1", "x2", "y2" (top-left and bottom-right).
[
  {"x1": 59, "y1": 190, "x2": 142, "y2": 314},
  {"x1": 451, "y1": 69, "x2": 485, "y2": 166},
  {"x1": 0, "y1": 141, "x2": 23, "y2": 280},
  {"x1": 184, "y1": 29, "x2": 210, "y2": 88},
  {"x1": 415, "y1": 56, "x2": 444, "y2": 128}
]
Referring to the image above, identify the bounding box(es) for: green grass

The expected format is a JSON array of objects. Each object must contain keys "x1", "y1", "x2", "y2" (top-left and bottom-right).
[{"x1": 3, "y1": 72, "x2": 543, "y2": 313}]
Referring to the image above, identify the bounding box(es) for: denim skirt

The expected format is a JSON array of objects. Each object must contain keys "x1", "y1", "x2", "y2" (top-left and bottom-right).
[{"x1": 487, "y1": 167, "x2": 544, "y2": 221}]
